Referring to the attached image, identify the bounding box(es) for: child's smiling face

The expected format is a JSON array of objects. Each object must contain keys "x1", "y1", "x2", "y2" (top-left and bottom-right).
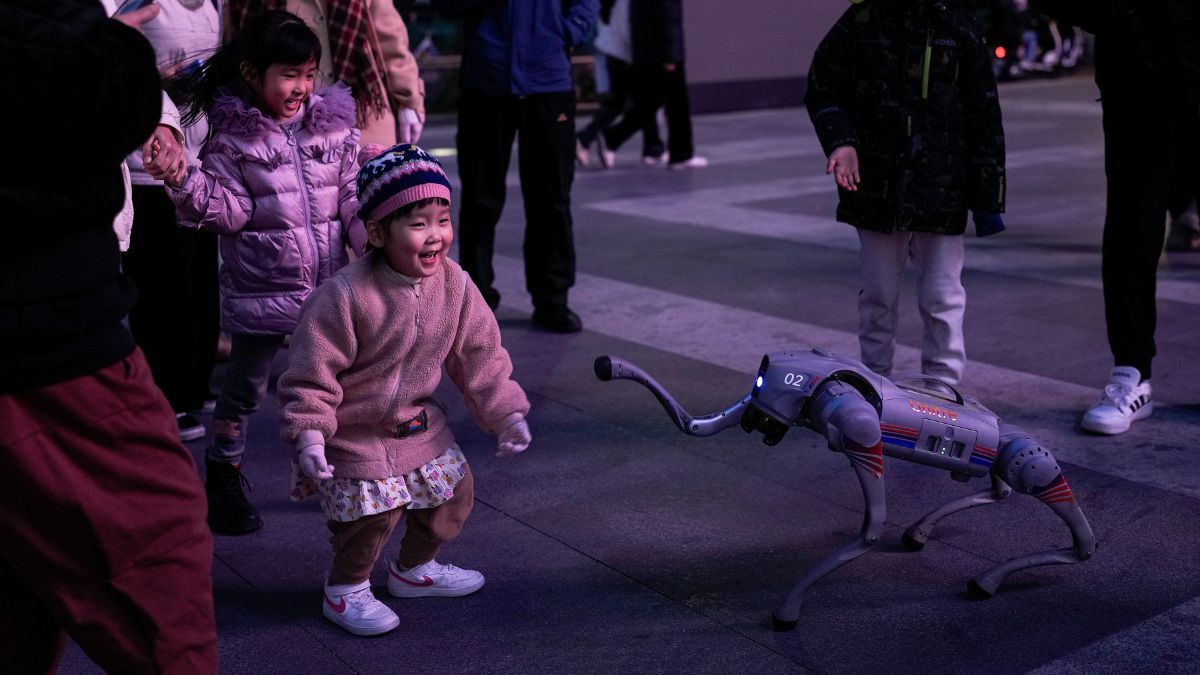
[
  {"x1": 369, "y1": 199, "x2": 454, "y2": 277},
  {"x1": 251, "y1": 58, "x2": 317, "y2": 121}
]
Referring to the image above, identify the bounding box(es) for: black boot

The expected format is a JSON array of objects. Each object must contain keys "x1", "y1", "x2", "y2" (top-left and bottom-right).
[{"x1": 205, "y1": 460, "x2": 263, "y2": 535}]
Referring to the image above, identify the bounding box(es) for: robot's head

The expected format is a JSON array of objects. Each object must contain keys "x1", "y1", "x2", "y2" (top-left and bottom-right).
[{"x1": 740, "y1": 354, "x2": 810, "y2": 445}]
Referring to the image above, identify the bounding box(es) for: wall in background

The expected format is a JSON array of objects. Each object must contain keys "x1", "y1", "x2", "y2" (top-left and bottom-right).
[{"x1": 683, "y1": 0, "x2": 844, "y2": 113}]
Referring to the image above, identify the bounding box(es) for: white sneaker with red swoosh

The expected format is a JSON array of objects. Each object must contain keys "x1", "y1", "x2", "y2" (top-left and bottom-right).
[
  {"x1": 387, "y1": 559, "x2": 485, "y2": 598},
  {"x1": 322, "y1": 580, "x2": 399, "y2": 636}
]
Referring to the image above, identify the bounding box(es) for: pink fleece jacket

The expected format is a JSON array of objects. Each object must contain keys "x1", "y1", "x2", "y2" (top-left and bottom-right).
[{"x1": 277, "y1": 253, "x2": 530, "y2": 479}]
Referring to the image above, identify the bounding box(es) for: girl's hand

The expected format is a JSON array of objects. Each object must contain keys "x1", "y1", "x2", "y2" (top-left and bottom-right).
[
  {"x1": 298, "y1": 443, "x2": 335, "y2": 480},
  {"x1": 826, "y1": 145, "x2": 860, "y2": 192},
  {"x1": 496, "y1": 417, "x2": 531, "y2": 457}
]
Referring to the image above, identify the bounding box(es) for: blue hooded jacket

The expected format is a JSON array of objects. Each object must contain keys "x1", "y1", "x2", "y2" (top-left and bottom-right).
[{"x1": 438, "y1": 0, "x2": 599, "y2": 95}]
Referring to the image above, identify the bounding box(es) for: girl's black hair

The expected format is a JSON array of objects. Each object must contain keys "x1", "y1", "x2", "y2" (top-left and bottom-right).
[{"x1": 165, "y1": 10, "x2": 321, "y2": 128}]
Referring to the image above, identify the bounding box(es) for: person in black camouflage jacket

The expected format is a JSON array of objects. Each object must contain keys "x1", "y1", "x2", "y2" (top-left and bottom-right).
[{"x1": 806, "y1": 0, "x2": 1006, "y2": 386}]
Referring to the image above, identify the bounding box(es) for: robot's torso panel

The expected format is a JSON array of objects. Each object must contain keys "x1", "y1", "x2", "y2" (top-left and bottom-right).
[{"x1": 751, "y1": 349, "x2": 1001, "y2": 480}]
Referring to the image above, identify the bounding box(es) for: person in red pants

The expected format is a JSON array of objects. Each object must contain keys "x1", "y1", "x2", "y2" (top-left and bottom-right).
[{"x1": 0, "y1": 2, "x2": 218, "y2": 672}]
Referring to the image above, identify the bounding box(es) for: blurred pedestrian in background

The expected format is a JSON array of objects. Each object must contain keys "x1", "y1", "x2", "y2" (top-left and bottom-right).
[
  {"x1": 597, "y1": 0, "x2": 707, "y2": 170},
  {"x1": 576, "y1": 0, "x2": 666, "y2": 169},
  {"x1": 434, "y1": 0, "x2": 598, "y2": 333}
]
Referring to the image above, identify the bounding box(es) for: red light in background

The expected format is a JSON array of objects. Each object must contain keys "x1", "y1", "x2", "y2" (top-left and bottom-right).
[{"x1": 995, "y1": 46, "x2": 1007, "y2": 59}]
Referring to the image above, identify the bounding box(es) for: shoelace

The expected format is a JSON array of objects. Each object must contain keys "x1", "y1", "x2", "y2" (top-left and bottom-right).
[
  {"x1": 1102, "y1": 383, "x2": 1139, "y2": 410},
  {"x1": 345, "y1": 588, "x2": 382, "y2": 610},
  {"x1": 410, "y1": 561, "x2": 462, "y2": 579},
  {"x1": 217, "y1": 468, "x2": 254, "y2": 499}
]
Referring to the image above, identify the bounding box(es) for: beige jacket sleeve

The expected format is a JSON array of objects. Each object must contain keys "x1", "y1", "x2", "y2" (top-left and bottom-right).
[{"x1": 369, "y1": 0, "x2": 425, "y2": 117}]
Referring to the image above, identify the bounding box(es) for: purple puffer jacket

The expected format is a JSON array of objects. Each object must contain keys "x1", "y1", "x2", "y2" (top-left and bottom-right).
[{"x1": 170, "y1": 83, "x2": 363, "y2": 335}]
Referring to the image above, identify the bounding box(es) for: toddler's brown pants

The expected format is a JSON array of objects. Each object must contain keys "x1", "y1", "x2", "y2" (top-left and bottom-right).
[{"x1": 327, "y1": 464, "x2": 475, "y2": 585}]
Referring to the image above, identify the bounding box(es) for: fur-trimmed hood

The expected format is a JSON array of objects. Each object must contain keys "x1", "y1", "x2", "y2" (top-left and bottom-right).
[{"x1": 207, "y1": 81, "x2": 357, "y2": 140}]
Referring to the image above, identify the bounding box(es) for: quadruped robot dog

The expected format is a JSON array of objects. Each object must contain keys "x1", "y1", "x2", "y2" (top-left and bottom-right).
[{"x1": 594, "y1": 349, "x2": 1095, "y2": 629}]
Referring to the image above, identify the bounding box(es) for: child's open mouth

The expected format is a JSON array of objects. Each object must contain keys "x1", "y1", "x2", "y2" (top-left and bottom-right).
[{"x1": 420, "y1": 250, "x2": 439, "y2": 262}]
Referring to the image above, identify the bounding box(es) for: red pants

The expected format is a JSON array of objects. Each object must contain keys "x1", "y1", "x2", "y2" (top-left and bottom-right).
[{"x1": 0, "y1": 350, "x2": 217, "y2": 673}]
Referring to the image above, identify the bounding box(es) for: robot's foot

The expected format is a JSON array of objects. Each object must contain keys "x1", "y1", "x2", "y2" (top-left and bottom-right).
[
  {"x1": 900, "y1": 531, "x2": 926, "y2": 552},
  {"x1": 771, "y1": 611, "x2": 799, "y2": 631},
  {"x1": 966, "y1": 578, "x2": 995, "y2": 600}
]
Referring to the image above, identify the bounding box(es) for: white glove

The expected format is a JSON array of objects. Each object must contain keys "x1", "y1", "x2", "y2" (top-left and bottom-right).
[
  {"x1": 496, "y1": 416, "x2": 531, "y2": 457},
  {"x1": 298, "y1": 443, "x2": 335, "y2": 480},
  {"x1": 397, "y1": 107, "x2": 424, "y2": 145}
]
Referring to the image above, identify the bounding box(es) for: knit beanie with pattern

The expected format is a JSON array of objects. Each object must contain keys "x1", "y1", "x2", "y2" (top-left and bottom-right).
[{"x1": 355, "y1": 144, "x2": 452, "y2": 222}]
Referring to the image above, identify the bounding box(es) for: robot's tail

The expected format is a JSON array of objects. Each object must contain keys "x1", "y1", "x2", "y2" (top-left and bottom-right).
[{"x1": 594, "y1": 355, "x2": 749, "y2": 437}]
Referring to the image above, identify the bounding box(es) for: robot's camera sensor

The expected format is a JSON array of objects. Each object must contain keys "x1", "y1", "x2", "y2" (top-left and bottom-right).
[{"x1": 740, "y1": 405, "x2": 789, "y2": 446}]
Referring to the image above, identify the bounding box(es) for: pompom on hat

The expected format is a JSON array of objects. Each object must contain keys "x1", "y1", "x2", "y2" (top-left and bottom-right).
[{"x1": 356, "y1": 144, "x2": 452, "y2": 222}]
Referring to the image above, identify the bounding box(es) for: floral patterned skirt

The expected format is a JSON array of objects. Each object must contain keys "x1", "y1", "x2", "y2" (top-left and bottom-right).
[{"x1": 290, "y1": 444, "x2": 468, "y2": 522}]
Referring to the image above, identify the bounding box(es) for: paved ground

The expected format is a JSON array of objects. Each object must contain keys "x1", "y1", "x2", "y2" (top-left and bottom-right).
[{"x1": 64, "y1": 75, "x2": 1200, "y2": 674}]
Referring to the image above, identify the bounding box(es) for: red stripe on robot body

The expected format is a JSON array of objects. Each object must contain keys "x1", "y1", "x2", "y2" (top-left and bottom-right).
[
  {"x1": 973, "y1": 445, "x2": 997, "y2": 458},
  {"x1": 880, "y1": 423, "x2": 919, "y2": 439},
  {"x1": 846, "y1": 442, "x2": 884, "y2": 478},
  {"x1": 1038, "y1": 487, "x2": 1073, "y2": 500},
  {"x1": 1033, "y1": 476, "x2": 1074, "y2": 504}
]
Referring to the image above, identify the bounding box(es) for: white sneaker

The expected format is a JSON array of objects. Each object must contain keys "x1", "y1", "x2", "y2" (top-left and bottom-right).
[
  {"x1": 387, "y1": 559, "x2": 485, "y2": 598},
  {"x1": 574, "y1": 138, "x2": 591, "y2": 168},
  {"x1": 596, "y1": 135, "x2": 615, "y2": 169},
  {"x1": 1081, "y1": 366, "x2": 1153, "y2": 435},
  {"x1": 641, "y1": 151, "x2": 669, "y2": 167},
  {"x1": 668, "y1": 155, "x2": 709, "y2": 171},
  {"x1": 322, "y1": 580, "x2": 400, "y2": 636}
]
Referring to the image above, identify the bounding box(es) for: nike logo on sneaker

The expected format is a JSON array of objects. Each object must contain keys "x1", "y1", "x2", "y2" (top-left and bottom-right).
[
  {"x1": 389, "y1": 567, "x2": 434, "y2": 587},
  {"x1": 325, "y1": 595, "x2": 346, "y2": 613}
]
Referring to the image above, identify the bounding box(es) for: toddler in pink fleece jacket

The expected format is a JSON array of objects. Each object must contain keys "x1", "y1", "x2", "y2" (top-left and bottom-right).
[{"x1": 278, "y1": 144, "x2": 532, "y2": 637}]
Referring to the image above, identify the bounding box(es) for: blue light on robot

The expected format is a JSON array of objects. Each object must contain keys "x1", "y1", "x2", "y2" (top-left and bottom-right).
[{"x1": 756, "y1": 376, "x2": 764, "y2": 389}]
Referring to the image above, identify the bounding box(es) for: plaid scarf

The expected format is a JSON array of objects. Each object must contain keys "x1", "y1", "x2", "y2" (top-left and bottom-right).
[{"x1": 225, "y1": 0, "x2": 389, "y2": 122}]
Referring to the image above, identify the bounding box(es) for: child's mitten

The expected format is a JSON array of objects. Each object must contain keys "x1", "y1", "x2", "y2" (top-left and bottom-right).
[
  {"x1": 496, "y1": 415, "x2": 532, "y2": 457},
  {"x1": 296, "y1": 431, "x2": 335, "y2": 480}
]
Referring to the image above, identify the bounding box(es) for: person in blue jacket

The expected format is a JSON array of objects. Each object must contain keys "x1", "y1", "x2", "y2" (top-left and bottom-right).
[{"x1": 434, "y1": 0, "x2": 598, "y2": 333}]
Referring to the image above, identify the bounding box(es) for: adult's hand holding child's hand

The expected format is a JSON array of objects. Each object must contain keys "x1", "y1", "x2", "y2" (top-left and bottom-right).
[
  {"x1": 827, "y1": 145, "x2": 860, "y2": 192},
  {"x1": 298, "y1": 443, "x2": 335, "y2": 480},
  {"x1": 496, "y1": 415, "x2": 531, "y2": 458},
  {"x1": 143, "y1": 125, "x2": 187, "y2": 187}
]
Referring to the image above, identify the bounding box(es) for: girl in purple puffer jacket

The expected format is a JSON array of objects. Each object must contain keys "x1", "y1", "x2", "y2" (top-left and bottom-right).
[{"x1": 165, "y1": 10, "x2": 365, "y2": 536}]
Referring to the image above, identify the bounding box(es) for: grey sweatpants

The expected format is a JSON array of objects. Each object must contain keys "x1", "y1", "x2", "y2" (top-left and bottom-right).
[{"x1": 856, "y1": 229, "x2": 966, "y2": 385}]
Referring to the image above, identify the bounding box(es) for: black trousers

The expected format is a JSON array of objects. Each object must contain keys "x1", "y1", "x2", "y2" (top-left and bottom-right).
[
  {"x1": 123, "y1": 185, "x2": 219, "y2": 412},
  {"x1": 603, "y1": 62, "x2": 695, "y2": 164},
  {"x1": 577, "y1": 54, "x2": 664, "y2": 157},
  {"x1": 1099, "y1": 84, "x2": 1200, "y2": 379},
  {"x1": 455, "y1": 88, "x2": 577, "y2": 310}
]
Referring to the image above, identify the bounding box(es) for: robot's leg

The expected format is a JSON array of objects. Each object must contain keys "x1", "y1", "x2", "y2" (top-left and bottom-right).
[
  {"x1": 968, "y1": 430, "x2": 1097, "y2": 598},
  {"x1": 900, "y1": 475, "x2": 1013, "y2": 551},
  {"x1": 773, "y1": 382, "x2": 886, "y2": 630}
]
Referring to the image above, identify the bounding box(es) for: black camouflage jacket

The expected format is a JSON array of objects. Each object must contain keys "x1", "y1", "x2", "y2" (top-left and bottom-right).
[{"x1": 805, "y1": 0, "x2": 1005, "y2": 235}]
